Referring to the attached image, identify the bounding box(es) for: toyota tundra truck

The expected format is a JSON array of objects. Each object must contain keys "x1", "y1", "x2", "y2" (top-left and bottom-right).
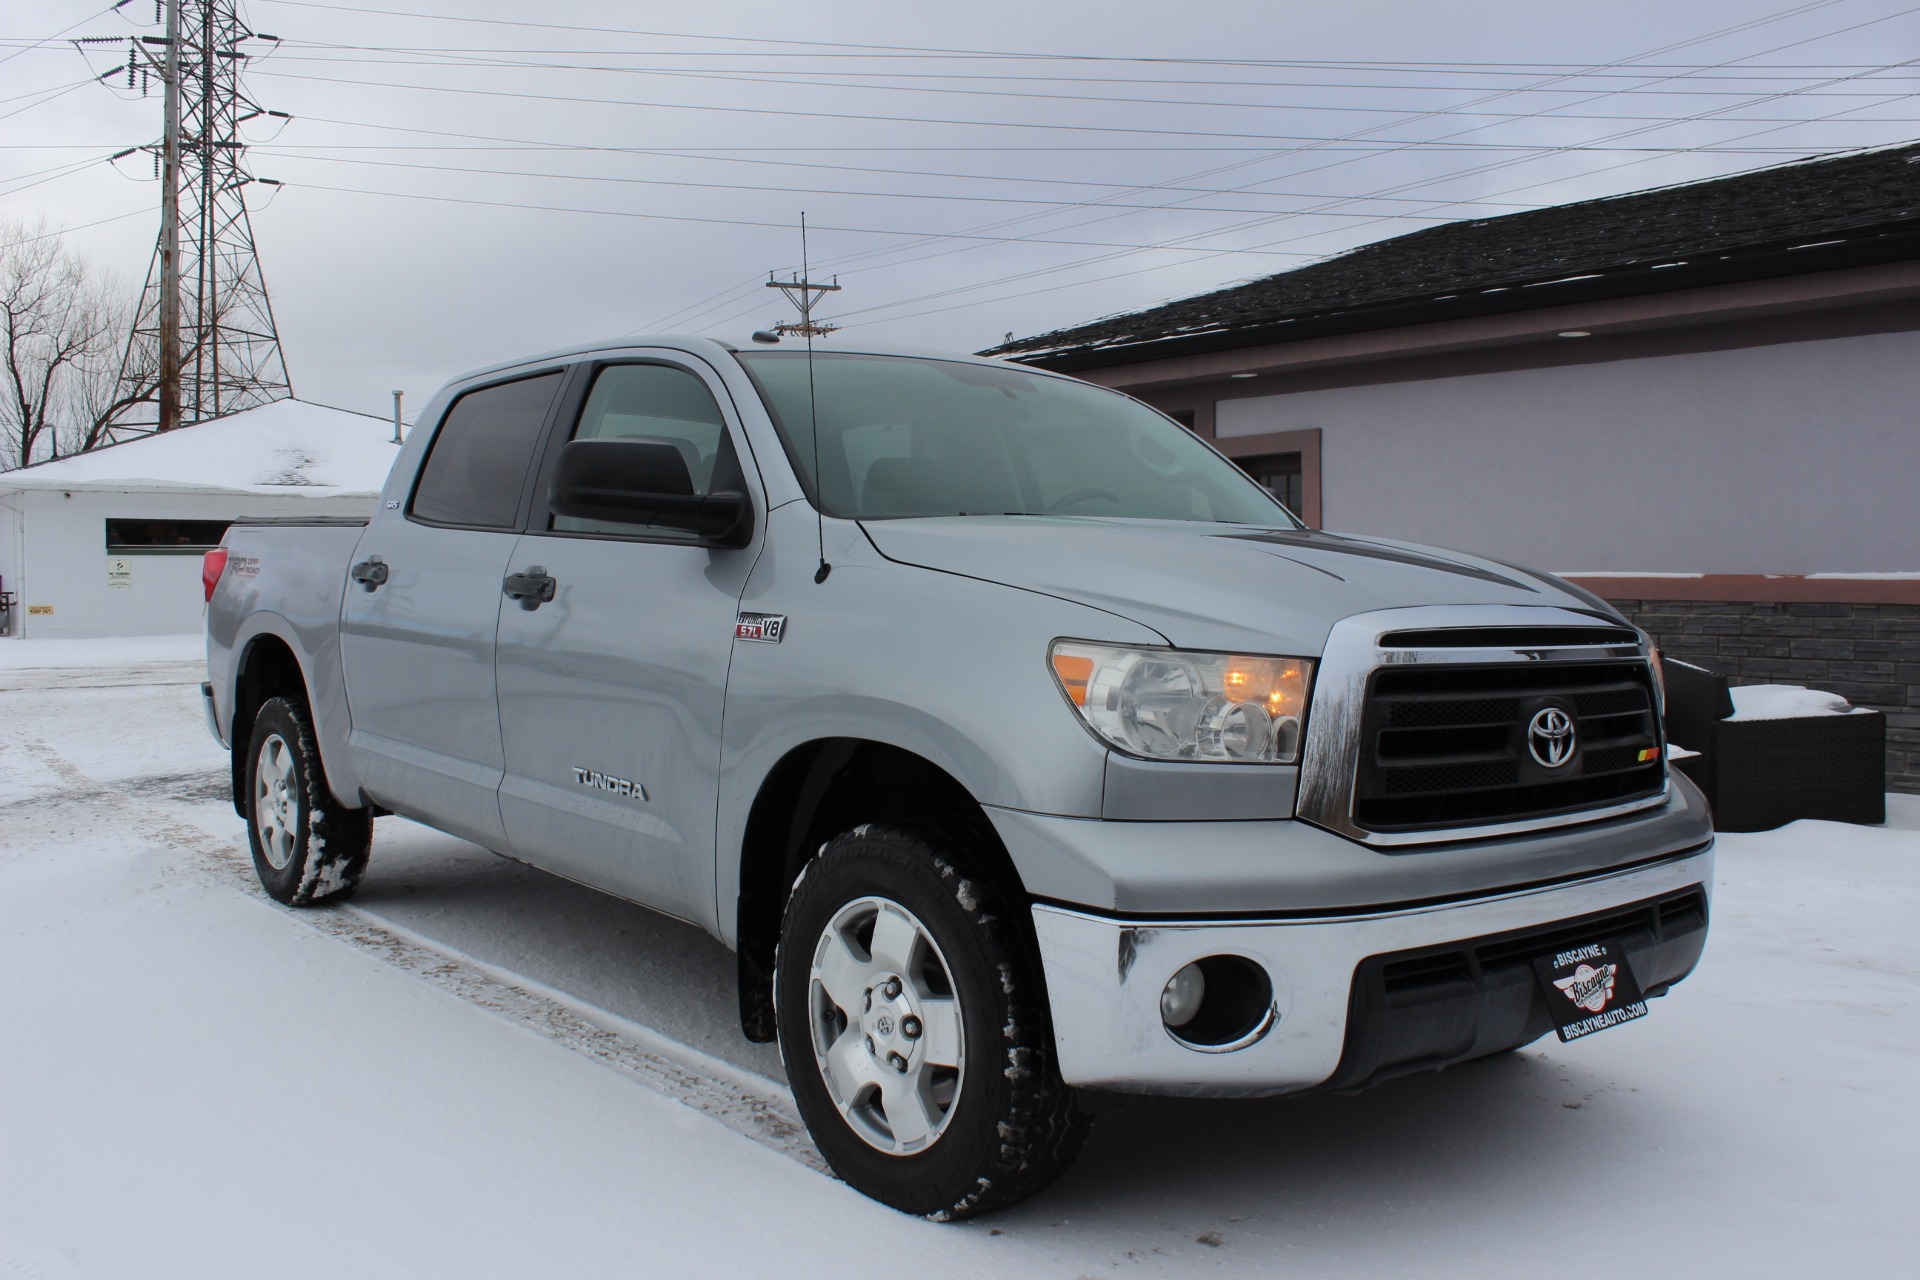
[{"x1": 202, "y1": 336, "x2": 1713, "y2": 1218}]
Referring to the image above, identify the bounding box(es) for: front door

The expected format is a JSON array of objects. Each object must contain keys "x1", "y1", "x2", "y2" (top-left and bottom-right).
[
  {"x1": 494, "y1": 357, "x2": 761, "y2": 925},
  {"x1": 339, "y1": 369, "x2": 565, "y2": 847}
]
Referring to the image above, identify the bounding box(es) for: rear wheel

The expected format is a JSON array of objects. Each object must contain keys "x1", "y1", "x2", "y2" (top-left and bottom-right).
[
  {"x1": 775, "y1": 824, "x2": 1089, "y2": 1219},
  {"x1": 244, "y1": 696, "x2": 372, "y2": 905}
]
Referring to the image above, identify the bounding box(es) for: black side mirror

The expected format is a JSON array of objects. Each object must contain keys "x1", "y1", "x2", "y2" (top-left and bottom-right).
[{"x1": 549, "y1": 438, "x2": 752, "y2": 546}]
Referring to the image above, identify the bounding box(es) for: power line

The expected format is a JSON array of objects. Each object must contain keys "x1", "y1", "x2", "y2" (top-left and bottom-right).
[
  {"x1": 235, "y1": 43, "x2": 1920, "y2": 89},
  {"x1": 252, "y1": 66, "x2": 1898, "y2": 151},
  {"x1": 238, "y1": 49, "x2": 1920, "y2": 124},
  {"x1": 793, "y1": 0, "x2": 1873, "y2": 315},
  {"x1": 0, "y1": 76, "x2": 106, "y2": 123},
  {"x1": 282, "y1": 179, "x2": 1328, "y2": 255},
  {"x1": 822, "y1": 4, "x2": 1918, "y2": 329},
  {"x1": 0, "y1": 151, "x2": 120, "y2": 199},
  {"x1": 0, "y1": 207, "x2": 151, "y2": 244},
  {"x1": 239, "y1": 0, "x2": 1920, "y2": 74},
  {"x1": 0, "y1": 2, "x2": 127, "y2": 68},
  {"x1": 252, "y1": 149, "x2": 1550, "y2": 221},
  {"x1": 255, "y1": 119, "x2": 1548, "y2": 207}
]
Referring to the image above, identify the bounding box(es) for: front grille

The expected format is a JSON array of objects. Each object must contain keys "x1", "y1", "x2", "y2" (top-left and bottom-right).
[{"x1": 1353, "y1": 658, "x2": 1664, "y2": 832}]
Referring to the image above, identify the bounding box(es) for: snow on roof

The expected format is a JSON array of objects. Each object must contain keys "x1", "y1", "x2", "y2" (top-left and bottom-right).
[{"x1": 1, "y1": 398, "x2": 402, "y2": 497}]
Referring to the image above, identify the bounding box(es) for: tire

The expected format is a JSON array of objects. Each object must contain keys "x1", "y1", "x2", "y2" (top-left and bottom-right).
[
  {"x1": 774, "y1": 823, "x2": 1090, "y2": 1219},
  {"x1": 243, "y1": 696, "x2": 373, "y2": 906}
]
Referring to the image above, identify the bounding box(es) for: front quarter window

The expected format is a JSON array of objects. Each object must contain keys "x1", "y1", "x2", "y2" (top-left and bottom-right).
[{"x1": 734, "y1": 351, "x2": 1296, "y2": 527}]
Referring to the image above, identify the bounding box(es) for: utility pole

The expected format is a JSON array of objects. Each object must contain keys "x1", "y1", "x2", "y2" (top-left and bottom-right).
[
  {"x1": 764, "y1": 214, "x2": 840, "y2": 338},
  {"x1": 155, "y1": 0, "x2": 181, "y2": 435},
  {"x1": 102, "y1": 0, "x2": 292, "y2": 442},
  {"x1": 765, "y1": 273, "x2": 841, "y2": 338}
]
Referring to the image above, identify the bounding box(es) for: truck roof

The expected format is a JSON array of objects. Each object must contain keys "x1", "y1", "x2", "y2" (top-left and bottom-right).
[{"x1": 445, "y1": 335, "x2": 1032, "y2": 389}]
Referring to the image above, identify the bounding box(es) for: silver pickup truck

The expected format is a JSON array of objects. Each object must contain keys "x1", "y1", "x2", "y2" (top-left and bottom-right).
[{"x1": 203, "y1": 336, "x2": 1713, "y2": 1218}]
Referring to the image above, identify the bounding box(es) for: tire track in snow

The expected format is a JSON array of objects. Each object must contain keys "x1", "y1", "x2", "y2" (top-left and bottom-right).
[{"x1": 20, "y1": 739, "x2": 828, "y2": 1174}]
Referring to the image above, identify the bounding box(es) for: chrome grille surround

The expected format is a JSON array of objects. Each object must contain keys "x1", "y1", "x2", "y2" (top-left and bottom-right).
[{"x1": 1296, "y1": 605, "x2": 1669, "y2": 847}]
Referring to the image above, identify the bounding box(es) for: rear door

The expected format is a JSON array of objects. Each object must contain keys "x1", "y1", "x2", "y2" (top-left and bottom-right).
[
  {"x1": 493, "y1": 355, "x2": 762, "y2": 925},
  {"x1": 339, "y1": 369, "x2": 566, "y2": 847}
]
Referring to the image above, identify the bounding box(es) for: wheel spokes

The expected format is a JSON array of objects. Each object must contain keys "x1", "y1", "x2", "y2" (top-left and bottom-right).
[
  {"x1": 878, "y1": 1072, "x2": 937, "y2": 1149},
  {"x1": 806, "y1": 892, "x2": 967, "y2": 1156},
  {"x1": 813, "y1": 929, "x2": 871, "y2": 1018},
  {"x1": 916, "y1": 996, "x2": 963, "y2": 1069},
  {"x1": 866, "y1": 903, "x2": 920, "y2": 976},
  {"x1": 254, "y1": 735, "x2": 300, "y2": 871},
  {"x1": 823, "y1": 1024, "x2": 879, "y2": 1102}
]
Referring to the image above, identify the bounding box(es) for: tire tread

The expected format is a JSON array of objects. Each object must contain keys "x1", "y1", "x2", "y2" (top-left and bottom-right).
[
  {"x1": 775, "y1": 823, "x2": 1089, "y2": 1220},
  {"x1": 245, "y1": 696, "x2": 372, "y2": 906}
]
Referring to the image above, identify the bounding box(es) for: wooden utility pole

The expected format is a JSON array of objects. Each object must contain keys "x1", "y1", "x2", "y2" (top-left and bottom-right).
[{"x1": 765, "y1": 213, "x2": 840, "y2": 338}]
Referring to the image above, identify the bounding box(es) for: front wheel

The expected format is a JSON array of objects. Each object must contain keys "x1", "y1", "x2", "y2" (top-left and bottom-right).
[
  {"x1": 244, "y1": 696, "x2": 372, "y2": 906},
  {"x1": 775, "y1": 824, "x2": 1089, "y2": 1219}
]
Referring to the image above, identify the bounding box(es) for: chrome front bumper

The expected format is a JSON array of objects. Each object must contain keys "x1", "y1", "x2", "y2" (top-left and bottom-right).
[{"x1": 1032, "y1": 844, "x2": 1713, "y2": 1097}]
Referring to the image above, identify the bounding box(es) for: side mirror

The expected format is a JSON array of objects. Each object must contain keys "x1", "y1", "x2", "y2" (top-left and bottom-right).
[{"x1": 549, "y1": 438, "x2": 752, "y2": 546}]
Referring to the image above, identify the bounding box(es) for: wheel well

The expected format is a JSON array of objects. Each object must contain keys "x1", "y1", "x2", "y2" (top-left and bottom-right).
[
  {"x1": 228, "y1": 635, "x2": 310, "y2": 818},
  {"x1": 734, "y1": 739, "x2": 1026, "y2": 1042}
]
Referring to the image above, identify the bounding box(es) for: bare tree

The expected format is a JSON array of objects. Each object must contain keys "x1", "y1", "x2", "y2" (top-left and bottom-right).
[{"x1": 0, "y1": 220, "x2": 142, "y2": 470}]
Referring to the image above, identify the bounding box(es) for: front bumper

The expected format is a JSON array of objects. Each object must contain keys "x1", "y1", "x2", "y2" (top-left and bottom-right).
[{"x1": 1032, "y1": 843, "x2": 1712, "y2": 1097}]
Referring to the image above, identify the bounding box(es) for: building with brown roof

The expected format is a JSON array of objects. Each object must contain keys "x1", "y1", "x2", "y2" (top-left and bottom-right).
[{"x1": 991, "y1": 142, "x2": 1920, "y2": 792}]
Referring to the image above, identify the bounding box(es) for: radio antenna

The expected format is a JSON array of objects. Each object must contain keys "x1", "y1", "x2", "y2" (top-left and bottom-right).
[{"x1": 767, "y1": 214, "x2": 839, "y2": 583}]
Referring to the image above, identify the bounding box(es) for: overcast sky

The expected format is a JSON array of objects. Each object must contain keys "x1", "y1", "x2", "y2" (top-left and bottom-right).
[{"x1": 6, "y1": 0, "x2": 1920, "y2": 419}]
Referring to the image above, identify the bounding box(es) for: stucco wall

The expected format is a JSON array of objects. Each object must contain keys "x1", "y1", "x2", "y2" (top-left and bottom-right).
[
  {"x1": 0, "y1": 488, "x2": 373, "y2": 640},
  {"x1": 1214, "y1": 329, "x2": 1920, "y2": 576}
]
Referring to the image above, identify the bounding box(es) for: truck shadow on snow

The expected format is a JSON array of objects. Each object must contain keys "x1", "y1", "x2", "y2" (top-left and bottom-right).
[{"x1": 1028, "y1": 1050, "x2": 1653, "y2": 1233}]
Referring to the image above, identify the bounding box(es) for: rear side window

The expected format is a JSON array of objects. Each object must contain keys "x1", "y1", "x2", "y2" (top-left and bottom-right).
[{"x1": 411, "y1": 372, "x2": 563, "y2": 528}]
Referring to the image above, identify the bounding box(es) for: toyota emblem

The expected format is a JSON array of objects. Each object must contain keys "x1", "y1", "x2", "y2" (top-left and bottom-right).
[{"x1": 1527, "y1": 706, "x2": 1577, "y2": 768}]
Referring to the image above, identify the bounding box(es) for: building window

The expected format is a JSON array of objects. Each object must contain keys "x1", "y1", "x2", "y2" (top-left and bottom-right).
[
  {"x1": 104, "y1": 519, "x2": 232, "y2": 553},
  {"x1": 1235, "y1": 451, "x2": 1303, "y2": 518},
  {"x1": 1167, "y1": 409, "x2": 1198, "y2": 432}
]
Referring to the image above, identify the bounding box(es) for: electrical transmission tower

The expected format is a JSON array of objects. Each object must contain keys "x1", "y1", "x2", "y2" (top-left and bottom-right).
[{"x1": 103, "y1": 0, "x2": 291, "y2": 441}]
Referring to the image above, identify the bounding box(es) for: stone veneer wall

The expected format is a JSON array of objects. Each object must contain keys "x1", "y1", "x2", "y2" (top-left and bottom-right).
[{"x1": 1608, "y1": 599, "x2": 1920, "y2": 795}]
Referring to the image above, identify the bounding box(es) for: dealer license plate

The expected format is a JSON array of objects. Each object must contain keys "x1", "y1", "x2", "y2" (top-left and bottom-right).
[{"x1": 1531, "y1": 939, "x2": 1649, "y2": 1042}]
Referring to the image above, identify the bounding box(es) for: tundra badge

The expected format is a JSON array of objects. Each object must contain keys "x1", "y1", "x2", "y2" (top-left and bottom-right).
[{"x1": 573, "y1": 767, "x2": 647, "y2": 801}]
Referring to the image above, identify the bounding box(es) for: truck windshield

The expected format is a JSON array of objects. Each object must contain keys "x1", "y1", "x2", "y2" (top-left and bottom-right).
[{"x1": 734, "y1": 351, "x2": 1298, "y2": 526}]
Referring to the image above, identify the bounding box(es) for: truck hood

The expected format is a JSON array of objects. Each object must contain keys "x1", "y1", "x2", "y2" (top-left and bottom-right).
[{"x1": 859, "y1": 517, "x2": 1612, "y2": 654}]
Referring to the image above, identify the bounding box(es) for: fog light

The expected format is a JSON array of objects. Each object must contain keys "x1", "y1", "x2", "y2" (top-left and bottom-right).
[
  {"x1": 1161, "y1": 955, "x2": 1278, "y2": 1052},
  {"x1": 1160, "y1": 963, "x2": 1206, "y2": 1028}
]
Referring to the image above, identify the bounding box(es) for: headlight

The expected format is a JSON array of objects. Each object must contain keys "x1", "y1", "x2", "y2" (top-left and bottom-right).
[{"x1": 1049, "y1": 641, "x2": 1313, "y2": 764}]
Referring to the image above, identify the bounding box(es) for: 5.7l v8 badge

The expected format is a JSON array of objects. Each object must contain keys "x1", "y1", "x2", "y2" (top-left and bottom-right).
[{"x1": 735, "y1": 612, "x2": 787, "y2": 643}]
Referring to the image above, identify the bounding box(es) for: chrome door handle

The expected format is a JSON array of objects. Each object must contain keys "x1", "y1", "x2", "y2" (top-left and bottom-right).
[{"x1": 502, "y1": 566, "x2": 557, "y2": 609}]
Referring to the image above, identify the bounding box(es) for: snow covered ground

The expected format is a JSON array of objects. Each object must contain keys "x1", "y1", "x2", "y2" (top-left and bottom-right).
[{"x1": 2, "y1": 639, "x2": 1916, "y2": 1278}]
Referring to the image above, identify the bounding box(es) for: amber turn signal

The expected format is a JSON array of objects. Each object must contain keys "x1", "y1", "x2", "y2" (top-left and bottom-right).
[{"x1": 1051, "y1": 653, "x2": 1094, "y2": 707}]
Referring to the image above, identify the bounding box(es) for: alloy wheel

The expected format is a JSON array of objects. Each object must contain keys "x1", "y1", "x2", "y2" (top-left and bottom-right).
[{"x1": 807, "y1": 895, "x2": 966, "y2": 1155}]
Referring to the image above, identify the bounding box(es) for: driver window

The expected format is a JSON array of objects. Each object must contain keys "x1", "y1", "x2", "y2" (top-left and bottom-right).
[{"x1": 552, "y1": 363, "x2": 730, "y2": 536}]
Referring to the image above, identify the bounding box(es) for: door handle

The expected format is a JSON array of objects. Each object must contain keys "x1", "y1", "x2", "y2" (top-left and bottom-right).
[
  {"x1": 350, "y1": 556, "x2": 388, "y2": 590},
  {"x1": 503, "y1": 566, "x2": 557, "y2": 610}
]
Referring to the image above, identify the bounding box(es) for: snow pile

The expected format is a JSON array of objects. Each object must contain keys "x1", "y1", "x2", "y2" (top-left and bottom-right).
[
  {"x1": 0, "y1": 399, "x2": 401, "y2": 496},
  {"x1": 1726, "y1": 683, "x2": 1866, "y2": 721}
]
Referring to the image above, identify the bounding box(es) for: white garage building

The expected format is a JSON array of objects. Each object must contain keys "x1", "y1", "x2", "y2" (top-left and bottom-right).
[{"x1": 0, "y1": 400, "x2": 399, "y2": 640}]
